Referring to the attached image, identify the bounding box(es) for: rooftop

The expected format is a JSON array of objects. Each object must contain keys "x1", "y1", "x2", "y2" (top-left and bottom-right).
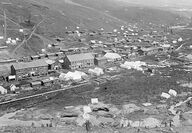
[
  {"x1": 0, "y1": 64, "x2": 11, "y2": 75},
  {"x1": 67, "y1": 53, "x2": 94, "y2": 62},
  {"x1": 12, "y1": 59, "x2": 48, "y2": 70}
]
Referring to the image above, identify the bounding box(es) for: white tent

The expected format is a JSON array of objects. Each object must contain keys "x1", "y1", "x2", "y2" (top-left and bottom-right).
[
  {"x1": 161, "y1": 92, "x2": 171, "y2": 99},
  {"x1": 19, "y1": 29, "x2": 24, "y2": 32},
  {"x1": 59, "y1": 71, "x2": 87, "y2": 82},
  {"x1": 172, "y1": 40, "x2": 177, "y2": 44},
  {"x1": 0, "y1": 86, "x2": 7, "y2": 94},
  {"x1": 0, "y1": 36, "x2": 4, "y2": 39},
  {"x1": 168, "y1": 89, "x2": 177, "y2": 97},
  {"x1": 120, "y1": 61, "x2": 146, "y2": 71},
  {"x1": 10, "y1": 84, "x2": 17, "y2": 91},
  {"x1": 161, "y1": 44, "x2": 171, "y2": 48},
  {"x1": 113, "y1": 29, "x2": 117, "y2": 32},
  {"x1": 6, "y1": 40, "x2": 11, "y2": 44},
  {"x1": 88, "y1": 67, "x2": 104, "y2": 76},
  {"x1": 11, "y1": 40, "x2": 17, "y2": 45},
  {"x1": 104, "y1": 53, "x2": 121, "y2": 61},
  {"x1": 178, "y1": 37, "x2": 183, "y2": 42}
]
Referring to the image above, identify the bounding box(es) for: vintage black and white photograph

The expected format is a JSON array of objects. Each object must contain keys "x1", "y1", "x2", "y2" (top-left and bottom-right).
[{"x1": 0, "y1": 0, "x2": 192, "y2": 132}]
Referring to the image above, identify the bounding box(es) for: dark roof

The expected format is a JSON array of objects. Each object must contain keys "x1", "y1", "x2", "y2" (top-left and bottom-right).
[
  {"x1": 12, "y1": 59, "x2": 48, "y2": 70},
  {"x1": 67, "y1": 53, "x2": 94, "y2": 62}
]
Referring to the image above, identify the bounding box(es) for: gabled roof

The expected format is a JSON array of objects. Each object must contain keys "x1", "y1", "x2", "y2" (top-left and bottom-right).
[
  {"x1": 67, "y1": 53, "x2": 94, "y2": 62},
  {"x1": 12, "y1": 59, "x2": 48, "y2": 70}
]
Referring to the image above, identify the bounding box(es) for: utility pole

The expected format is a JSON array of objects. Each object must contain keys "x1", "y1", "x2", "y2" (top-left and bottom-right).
[{"x1": 3, "y1": 10, "x2": 7, "y2": 42}]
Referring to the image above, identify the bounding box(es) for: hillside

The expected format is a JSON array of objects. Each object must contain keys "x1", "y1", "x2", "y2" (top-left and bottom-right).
[
  {"x1": 117, "y1": 0, "x2": 192, "y2": 8},
  {"x1": 0, "y1": 0, "x2": 186, "y2": 58}
]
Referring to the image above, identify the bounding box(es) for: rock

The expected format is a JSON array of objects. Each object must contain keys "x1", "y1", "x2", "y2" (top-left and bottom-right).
[
  {"x1": 142, "y1": 117, "x2": 161, "y2": 128},
  {"x1": 83, "y1": 106, "x2": 92, "y2": 114},
  {"x1": 89, "y1": 102, "x2": 108, "y2": 111},
  {"x1": 156, "y1": 104, "x2": 167, "y2": 109},
  {"x1": 122, "y1": 104, "x2": 141, "y2": 114},
  {"x1": 144, "y1": 108, "x2": 159, "y2": 115},
  {"x1": 60, "y1": 112, "x2": 78, "y2": 118},
  {"x1": 89, "y1": 115, "x2": 100, "y2": 126},
  {"x1": 161, "y1": 92, "x2": 171, "y2": 99},
  {"x1": 172, "y1": 113, "x2": 181, "y2": 127},
  {"x1": 110, "y1": 106, "x2": 121, "y2": 115},
  {"x1": 123, "y1": 120, "x2": 129, "y2": 127},
  {"x1": 119, "y1": 118, "x2": 130, "y2": 127},
  {"x1": 76, "y1": 117, "x2": 86, "y2": 126},
  {"x1": 83, "y1": 113, "x2": 90, "y2": 120},
  {"x1": 169, "y1": 106, "x2": 177, "y2": 115},
  {"x1": 97, "y1": 117, "x2": 114, "y2": 124},
  {"x1": 131, "y1": 121, "x2": 141, "y2": 127},
  {"x1": 142, "y1": 103, "x2": 152, "y2": 107}
]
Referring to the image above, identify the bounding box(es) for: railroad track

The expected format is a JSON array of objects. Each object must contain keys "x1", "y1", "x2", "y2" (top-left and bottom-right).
[{"x1": 0, "y1": 82, "x2": 91, "y2": 105}]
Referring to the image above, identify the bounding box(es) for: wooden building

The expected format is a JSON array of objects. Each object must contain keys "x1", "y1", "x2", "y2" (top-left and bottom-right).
[
  {"x1": 64, "y1": 53, "x2": 94, "y2": 70},
  {"x1": 11, "y1": 59, "x2": 48, "y2": 80}
]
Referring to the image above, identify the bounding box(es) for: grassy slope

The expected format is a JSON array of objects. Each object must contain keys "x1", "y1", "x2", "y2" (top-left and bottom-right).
[
  {"x1": 73, "y1": 0, "x2": 184, "y2": 25},
  {"x1": 0, "y1": 0, "x2": 184, "y2": 57}
]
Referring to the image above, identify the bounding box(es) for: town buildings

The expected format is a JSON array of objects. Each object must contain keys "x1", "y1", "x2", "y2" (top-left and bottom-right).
[{"x1": 64, "y1": 53, "x2": 94, "y2": 70}]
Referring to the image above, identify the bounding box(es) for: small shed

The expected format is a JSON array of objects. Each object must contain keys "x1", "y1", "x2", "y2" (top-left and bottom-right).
[
  {"x1": 41, "y1": 79, "x2": 53, "y2": 86},
  {"x1": 10, "y1": 84, "x2": 17, "y2": 91},
  {"x1": 30, "y1": 81, "x2": 42, "y2": 87}
]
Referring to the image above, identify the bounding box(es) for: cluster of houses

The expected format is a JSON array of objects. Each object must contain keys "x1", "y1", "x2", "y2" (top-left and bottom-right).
[
  {"x1": 0, "y1": 50, "x2": 121, "y2": 83},
  {"x1": 0, "y1": 23, "x2": 183, "y2": 95}
]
